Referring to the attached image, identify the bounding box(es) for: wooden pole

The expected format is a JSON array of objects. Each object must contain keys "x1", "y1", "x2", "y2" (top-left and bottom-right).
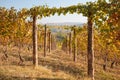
[
  {"x1": 33, "y1": 15, "x2": 38, "y2": 67},
  {"x1": 87, "y1": 12, "x2": 94, "y2": 80},
  {"x1": 66, "y1": 35, "x2": 68, "y2": 54},
  {"x1": 48, "y1": 32, "x2": 51, "y2": 53},
  {"x1": 51, "y1": 34, "x2": 53, "y2": 50},
  {"x1": 44, "y1": 25, "x2": 47, "y2": 57},
  {"x1": 69, "y1": 32, "x2": 72, "y2": 55},
  {"x1": 73, "y1": 26, "x2": 77, "y2": 62}
]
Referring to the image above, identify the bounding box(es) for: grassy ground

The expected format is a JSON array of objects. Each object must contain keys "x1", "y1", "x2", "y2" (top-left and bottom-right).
[{"x1": 0, "y1": 46, "x2": 120, "y2": 80}]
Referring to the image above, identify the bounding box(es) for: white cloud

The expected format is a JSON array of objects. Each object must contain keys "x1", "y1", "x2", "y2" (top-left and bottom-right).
[{"x1": 39, "y1": 13, "x2": 87, "y2": 24}]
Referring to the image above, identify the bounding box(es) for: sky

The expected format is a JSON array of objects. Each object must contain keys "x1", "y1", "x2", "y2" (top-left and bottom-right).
[{"x1": 0, "y1": 0, "x2": 97, "y2": 24}]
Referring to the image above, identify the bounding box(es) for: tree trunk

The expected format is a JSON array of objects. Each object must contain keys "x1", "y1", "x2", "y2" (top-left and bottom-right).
[
  {"x1": 103, "y1": 50, "x2": 108, "y2": 71},
  {"x1": 44, "y1": 25, "x2": 47, "y2": 57},
  {"x1": 2, "y1": 45, "x2": 8, "y2": 61},
  {"x1": 69, "y1": 32, "x2": 72, "y2": 55},
  {"x1": 103, "y1": 57, "x2": 107, "y2": 71},
  {"x1": 73, "y1": 27, "x2": 77, "y2": 62},
  {"x1": 87, "y1": 12, "x2": 94, "y2": 80},
  {"x1": 4, "y1": 46, "x2": 8, "y2": 58},
  {"x1": 111, "y1": 61, "x2": 115, "y2": 68},
  {"x1": 33, "y1": 15, "x2": 38, "y2": 67},
  {"x1": 18, "y1": 45, "x2": 24, "y2": 65}
]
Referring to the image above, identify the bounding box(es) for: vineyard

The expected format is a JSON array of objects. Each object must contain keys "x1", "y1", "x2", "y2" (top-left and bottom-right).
[{"x1": 0, "y1": 0, "x2": 120, "y2": 80}]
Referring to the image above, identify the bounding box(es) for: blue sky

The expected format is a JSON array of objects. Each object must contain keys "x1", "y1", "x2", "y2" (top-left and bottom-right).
[{"x1": 0, "y1": 0, "x2": 96, "y2": 24}]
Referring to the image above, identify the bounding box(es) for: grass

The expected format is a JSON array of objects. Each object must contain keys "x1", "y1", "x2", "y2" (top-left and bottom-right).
[
  {"x1": 0, "y1": 65, "x2": 75, "y2": 80},
  {"x1": 0, "y1": 46, "x2": 120, "y2": 80},
  {"x1": 95, "y1": 70, "x2": 120, "y2": 80}
]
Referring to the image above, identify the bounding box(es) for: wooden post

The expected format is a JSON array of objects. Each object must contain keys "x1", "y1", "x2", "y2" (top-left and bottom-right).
[
  {"x1": 73, "y1": 26, "x2": 77, "y2": 62},
  {"x1": 51, "y1": 34, "x2": 53, "y2": 50},
  {"x1": 87, "y1": 12, "x2": 94, "y2": 80},
  {"x1": 69, "y1": 32, "x2": 72, "y2": 55},
  {"x1": 33, "y1": 15, "x2": 38, "y2": 67},
  {"x1": 48, "y1": 31, "x2": 51, "y2": 53},
  {"x1": 66, "y1": 35, "x2": 68, "y2": 54},
  {"x1": 44, "y1": 25, "x2": 47, "y2": 57}
]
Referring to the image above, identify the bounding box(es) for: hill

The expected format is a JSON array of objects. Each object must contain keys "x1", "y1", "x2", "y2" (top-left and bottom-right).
[{"x1": 46, "y1": 22, "x2": 84, "y2": 26}]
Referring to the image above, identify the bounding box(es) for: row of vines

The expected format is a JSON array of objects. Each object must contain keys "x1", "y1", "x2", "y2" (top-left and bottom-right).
[{"x1": 0, "y1": 0, "x2": 120, "y2": 80}]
